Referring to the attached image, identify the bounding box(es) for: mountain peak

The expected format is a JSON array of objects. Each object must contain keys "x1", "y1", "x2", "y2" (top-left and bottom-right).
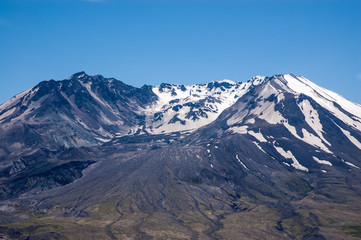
[
  {"x1": 247, "y1": 75, "x2": 267, "y2": 85},
  {"x1": 66, "y1": 72, "x2": 112, "y2": 85},
  {"x1": 67, "y1": 71, "x2": 88, "y2": 80}
]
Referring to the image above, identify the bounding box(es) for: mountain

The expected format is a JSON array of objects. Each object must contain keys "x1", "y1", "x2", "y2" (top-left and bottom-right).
[
  {"x1": 0, "y1": 72, "x2": 156, "y2": 150},
  {"x1": 138, "y1": 76, "x2": 265, "y2": 134},
  {"x1": 0, "y1": 73, "x2": 361, "y2": 240}
]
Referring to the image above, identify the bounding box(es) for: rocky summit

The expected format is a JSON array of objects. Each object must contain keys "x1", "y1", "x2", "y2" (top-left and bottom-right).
[{"x1": 0, "y1": 72, "x2": 361, "y2": 239}]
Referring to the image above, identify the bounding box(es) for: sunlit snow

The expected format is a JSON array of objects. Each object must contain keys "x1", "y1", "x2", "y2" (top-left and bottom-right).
[
  {"x1": 248, "y1": 130, "x2": 267, "y2": 142},
  {"x1": 345, "y1": 161, "x2": 360, "y2": 169},
  {"x1": 312, "y1": 156, "x2": 332, "y2": 166},
  {"x1": 283, "y1": 74, "x2": 361, "y2": 129},
  {"x1": 274, "y1": 145, "x2": 308, "y2": 172},
  {"x1": 235, "y1": 154, "x2": 249, "y2": 170}
]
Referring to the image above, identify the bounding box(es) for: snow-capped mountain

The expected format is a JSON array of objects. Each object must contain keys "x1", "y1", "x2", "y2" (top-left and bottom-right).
[
  {"x1": 0, "y1": 72, "x2": 267, "y2": 152},
  {"x1": 136, "y1": 76, "x2": 266, "y2": 134},
  {"x1": 1, "y1": 72, "x2": 361, "y2": 239},
  {"x1": 227, "y1": 74, "x2": 361, "y2": 153},
  {"x1": 189, "y1": 73, "x2": 361, "y2": 173},
  {"x1": 1, "y1": 72, "x2": 360, "y2": 169}
]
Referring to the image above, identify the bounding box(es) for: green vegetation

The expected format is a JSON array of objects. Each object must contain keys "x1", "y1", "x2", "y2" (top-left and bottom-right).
[
  {"x1": 1, "y1": 164, "x2": 361, "y2": 240},
  {"x1": 2, "y1": 198, "x2": 361, "y2": 240},
  {"x1": 342, "y1": 225, "x2": 361, "y2": 238}
]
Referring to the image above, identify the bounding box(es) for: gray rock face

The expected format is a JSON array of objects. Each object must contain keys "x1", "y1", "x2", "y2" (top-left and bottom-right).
[{"x1": 0, "y1": 72, "x2": 157, "y2": 151}]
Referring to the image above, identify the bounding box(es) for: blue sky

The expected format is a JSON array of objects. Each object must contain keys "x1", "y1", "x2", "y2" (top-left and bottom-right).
[{"x1": 0, "y1": 0, "x2": 360, "y2": 104}]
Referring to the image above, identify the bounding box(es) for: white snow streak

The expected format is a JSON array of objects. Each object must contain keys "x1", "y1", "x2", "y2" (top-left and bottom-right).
[
  {"x1": 298, "y1": 99, "x2": 331, "y2": 146},
  {"x1": 300, "y1": 128, "x2": 332, "y2": 153},
  {"x1": 248, "y1": 130, "x2": 267, "y2": 142},
  {"x1": 235, "y1": 154, "x2": 249, "y2": 170},
  {"x1": 345, "y1": 161, "x2": 360, "y2": 169},
  {"x1": 312, "y1": 156, "x2": 332, "y2": 166},
  {"x1": 252, "y1": 141, "x2": 266, "y2": 154},
  {"x1": 283, "y1": 74, "x2": 361, "y2": 129},
  {"x1": 337, "y1": 125, "x2": 361, "y2": 150},
  {"x1": 274, "y1": 146, "x2": 308, "y2": 172}
]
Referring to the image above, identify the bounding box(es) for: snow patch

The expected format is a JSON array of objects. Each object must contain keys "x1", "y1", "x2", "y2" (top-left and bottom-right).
[
  {"x1": 95, "y1": 137, "x2": 112, "y2": 143},
  {"x1": 274, "y1": 146, "x2": 308, "y2": 172},
  {"x1": 228, "y1": 125, "x2": 248, "y2": 134},
  {"x1": 280, "y1": 121, "x2": 332, "y2": 154},
  {"x1": 345, "y1": 161, "x2": 360, "y2": 169},
  {"x1": 236, "y1": 154, "x2": 249, "y2": 170},
  {"x1": 298, "y1": 99, "x2": 331, "y2": 146},
  {"x1": 0, "y1": 88, "x2": 32, "y2": 112},
  {"x1": 300, "y1": 128, "x2": 332, "y2": 153},
  {"x1": 144, "y1": 79, "x2": 256, "y2": 134},
  {"x1": 277, "y1": 93, "x2": 285, "y2": 103},
  {"x1": 257, "y1": 102, "x2": 285, "y2": 125},
  {"x1": 252, "y1": 141, "x2": 266, "y2": 154},
  {"x1": 336, "y1": 124, "x2": 361, "y2": 150},
  {"x1": 248, "y1": 130, "x2": 267, "y2": 142},
  {"x1": 245, "y1": 118, "x2": 255, "y2": 124},
  {"x1": 283, "y1": 74, "x2": 361, "y2": 129},
  {"x1": 312, "y1": 156, "x2": 332, "y2": 166}
]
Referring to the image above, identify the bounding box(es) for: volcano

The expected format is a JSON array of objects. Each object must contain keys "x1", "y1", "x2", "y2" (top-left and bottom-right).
[{"x1": 0, "y1": 73, "x2": 360, "y2": 239}]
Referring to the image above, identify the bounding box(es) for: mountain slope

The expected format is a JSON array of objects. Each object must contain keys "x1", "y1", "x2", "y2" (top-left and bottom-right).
[
  {"x1": 0, "y1": 72, "x2": 157, "y2": 152},
  {"x1": 209, "y1": 74, "x2": 361, "y2": 172},
  {"x1": 0, "y1": 73, "x2": 361, "y2": 239}
]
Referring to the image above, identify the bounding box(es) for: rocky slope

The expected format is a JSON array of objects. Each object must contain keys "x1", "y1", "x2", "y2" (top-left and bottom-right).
[{"x1": 0, "y1": 72, "x2": 361, "y2": 239}]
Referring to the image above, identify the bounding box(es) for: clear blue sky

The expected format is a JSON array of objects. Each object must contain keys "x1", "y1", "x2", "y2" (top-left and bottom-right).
[{"x1": 1, "y1": 0, "x2": 360, "y2": 104}]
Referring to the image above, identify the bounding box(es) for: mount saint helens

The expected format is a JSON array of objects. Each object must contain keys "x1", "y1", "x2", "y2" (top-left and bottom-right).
[{"x1": 0, "y1": 72, "x2": 361, "y2": 240}]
